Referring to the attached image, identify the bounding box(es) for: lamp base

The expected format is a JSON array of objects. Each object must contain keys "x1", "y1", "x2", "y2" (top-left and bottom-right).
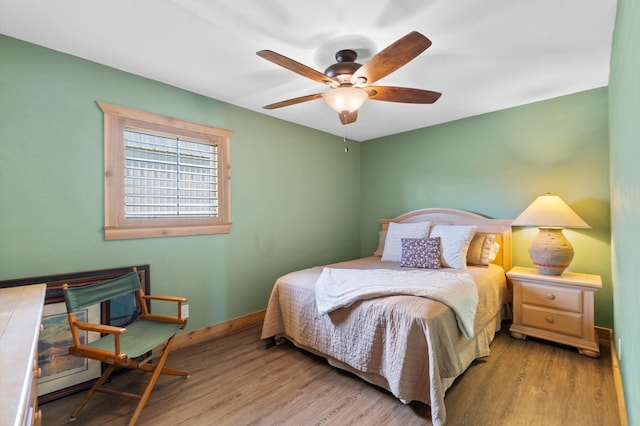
[{"x1": 529, "y1": 227, "x2": 574, "y2": 275}]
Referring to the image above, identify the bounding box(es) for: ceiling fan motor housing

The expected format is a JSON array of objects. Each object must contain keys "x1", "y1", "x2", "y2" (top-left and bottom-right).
[{"x1": 324, "y1": 49, "x2": 362, "y2": 83}]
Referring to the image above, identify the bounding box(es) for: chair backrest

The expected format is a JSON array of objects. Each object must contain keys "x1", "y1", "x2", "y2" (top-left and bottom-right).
[{"x1": 64, "y1": 271, "x2": 141, "y2": 313}]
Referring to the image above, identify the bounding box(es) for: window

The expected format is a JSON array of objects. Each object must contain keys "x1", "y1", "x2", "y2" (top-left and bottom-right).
[{"x1": 99, "y1": 101, "x2": 231, "y2": 240}]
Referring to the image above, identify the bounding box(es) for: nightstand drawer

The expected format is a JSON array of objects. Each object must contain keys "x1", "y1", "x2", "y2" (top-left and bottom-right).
[
  {"x1": 521, "y1": 283, "x2": 582, "y2": 312},
  {"x1": 521, "y1": 305, "x2": 583, "y2": 337}
]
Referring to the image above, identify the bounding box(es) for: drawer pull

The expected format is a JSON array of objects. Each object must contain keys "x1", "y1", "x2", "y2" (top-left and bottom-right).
[
  {"x1": 546, "y1": 316, "x2": 555, "y2": 324},
  {"x1": 545, "y1": 293, "x2": 556, "y2": 300}
]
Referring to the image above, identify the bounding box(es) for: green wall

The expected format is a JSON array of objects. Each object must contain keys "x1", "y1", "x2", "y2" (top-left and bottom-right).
[
  {"x1": 0, "y1": 33, "x2": 617, "y2": 335},
  {"x1": 2, "y1": 21, "x2": 633, "y2": 419},
  {"x1": 4, "y1": 10, "x2": 638, "y2": 419},
  {"x1": 360, "y1": 89, "x2": 613, "y2": 328},
  {"x1": 0, "y1": 35, "x2": 362, "y2": 330},
  {"x1": 609, "y1": 0, "x2": 640, "y2": 423}
]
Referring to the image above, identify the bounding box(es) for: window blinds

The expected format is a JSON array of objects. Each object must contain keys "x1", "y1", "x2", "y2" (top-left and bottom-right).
[{"x1": 124, "y1": 129, "x2": 218, "y2": 218}]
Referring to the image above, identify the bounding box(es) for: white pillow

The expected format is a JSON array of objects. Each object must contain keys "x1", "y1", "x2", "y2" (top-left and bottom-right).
[
  {"x1": 373, "y1": 230, "x2": 387, "y2": 256},
  {"x1": 488, "y1": 241, "x2": 500, "y2": 262},
  {"x1": 429, "y1": 224, "x2": 477, "y2": 269},
  {"x1": 381, "y1": 222, "x2": 431, "y2": 262}
]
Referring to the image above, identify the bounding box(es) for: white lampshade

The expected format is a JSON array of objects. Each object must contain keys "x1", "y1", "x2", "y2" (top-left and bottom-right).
[
  {"x1": 512, "y1": 194, "x2": 590, "y2": 275},
  {"x1": 511, "y1": 194, "x2": 590, "y2": 228},
  {"x1": 322, "y1": 87, "x2": 369, "y2": 113}
]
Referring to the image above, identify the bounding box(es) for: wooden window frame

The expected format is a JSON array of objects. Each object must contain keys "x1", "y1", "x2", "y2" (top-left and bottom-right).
[{"x1": 98, "y1": 101, "x2": 232, "y2": 240}]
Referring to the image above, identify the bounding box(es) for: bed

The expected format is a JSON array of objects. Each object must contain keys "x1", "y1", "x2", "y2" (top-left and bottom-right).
[{"x1": 261, "y1": 208, "x2": 513, "y2": 425}]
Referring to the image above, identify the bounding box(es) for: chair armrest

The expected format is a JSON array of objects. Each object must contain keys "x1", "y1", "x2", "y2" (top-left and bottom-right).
[
  {"x1": 141, "y1": 294, "x2": 188, "y2": 303},
  {"x1": 70, "y1": 321, "x2": 128, "y2": 362},
  {"x1": 74, "y1": 321, "x2": 126, "y2": 335},
  {"x1": 140, "y1": 294, "x2": 188, "y2": 324}
]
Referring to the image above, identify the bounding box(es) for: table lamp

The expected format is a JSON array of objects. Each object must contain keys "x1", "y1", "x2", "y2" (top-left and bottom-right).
[{"x1": 511, "y1": 193, "x2": 590, "y2": 275}]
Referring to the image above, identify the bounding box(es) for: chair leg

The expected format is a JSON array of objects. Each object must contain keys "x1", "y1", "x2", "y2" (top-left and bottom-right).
[
  {"x1": 127, "y1": 335, "x2": 179, "y2": 426},
  {"x1": 136, "y1": 362, "x2": 189, "y2": 377},
  {"x1": 70, "y1": 364, "x2": 117, "y2": 421},
  {"x1": 69, "y1": 338, "x2": 187, "y2": 425}
]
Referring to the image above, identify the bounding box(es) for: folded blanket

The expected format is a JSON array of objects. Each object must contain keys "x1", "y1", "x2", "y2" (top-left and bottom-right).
[{"x1": 315, "y1": 268, "x2": 478, "y2": 339}]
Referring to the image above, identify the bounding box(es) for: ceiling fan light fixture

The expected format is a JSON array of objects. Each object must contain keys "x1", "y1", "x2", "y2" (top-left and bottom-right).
[
  {"x1": 258, "y1": 32, "x2": 438, "y2": 125},
  {"x1": 322, "y1": 87, "x2": 369, "y2": 114}
]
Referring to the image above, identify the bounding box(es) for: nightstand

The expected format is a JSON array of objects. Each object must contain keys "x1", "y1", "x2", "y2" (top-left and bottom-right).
[{"x1": 507, "y1": 266, "x2": 602, "y2": 358}]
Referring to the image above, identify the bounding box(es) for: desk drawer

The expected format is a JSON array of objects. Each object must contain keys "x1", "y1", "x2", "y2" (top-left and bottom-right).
[
  {"x1": 521, "y1": 305, "x2": 583, "y2": 337},
  {"x1": 521, "y1": 283, "x2": 582, "y2": 312}
]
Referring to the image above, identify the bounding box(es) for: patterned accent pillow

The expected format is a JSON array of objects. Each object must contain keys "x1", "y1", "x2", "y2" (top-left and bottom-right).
[{"x1": 400, "y1": 237, "x2": 442, "y2": 269}]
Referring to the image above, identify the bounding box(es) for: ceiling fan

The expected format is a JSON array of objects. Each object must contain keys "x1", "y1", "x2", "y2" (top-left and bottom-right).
[{"x1": 257, "y1": 31, "x2": 441, "y2": 125}]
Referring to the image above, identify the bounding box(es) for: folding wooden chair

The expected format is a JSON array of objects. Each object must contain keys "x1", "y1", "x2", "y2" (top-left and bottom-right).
[{"x1": 62, "y1": 268, "x2": 188, "y2": 425}]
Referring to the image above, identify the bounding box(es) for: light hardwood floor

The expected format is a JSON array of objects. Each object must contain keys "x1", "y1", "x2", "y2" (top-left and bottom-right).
[{"x1": 40, "y1": 324, "x2": 621, "y2": 426}]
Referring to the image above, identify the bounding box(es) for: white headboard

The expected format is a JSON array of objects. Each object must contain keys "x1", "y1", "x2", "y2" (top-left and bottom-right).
[{"x1": 380, "y1": 208, "x2": 513, "y2": 270}]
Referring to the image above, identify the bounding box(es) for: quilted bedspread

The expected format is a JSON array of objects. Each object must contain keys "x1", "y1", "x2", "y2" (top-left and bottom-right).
[
  {"x1": 261, "y1": 256, "x2": 507, "y2": 426},
  {"x1": 315, "y1": 267, "x2": 478, "y2": 339}
]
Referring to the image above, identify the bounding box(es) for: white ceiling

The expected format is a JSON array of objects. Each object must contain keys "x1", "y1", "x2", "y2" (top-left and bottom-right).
[{"x1": 0, "y1": 0, "x2": 617, "y2": 141}]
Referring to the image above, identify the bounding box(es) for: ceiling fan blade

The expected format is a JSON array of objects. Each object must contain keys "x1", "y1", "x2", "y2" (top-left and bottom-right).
[
  {"x1": 350, "y1": 31, "x2": 432, "y2": 86},
  {"x1": 257, "y1": 50, "x2": 337, "y2": 86},
  {"x1": 366, "y1": 86, "x2": 441, "y2": 104},
  {"x1": 263, "y1": 93, "x2": 323, "y2": 110},
  {"x1": 339, "y1": 110, "x2": 358, "y2": 125}
]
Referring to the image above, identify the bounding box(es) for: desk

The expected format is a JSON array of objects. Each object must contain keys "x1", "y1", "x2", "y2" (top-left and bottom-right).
[{"x1": 0, "y1": 284, "x2": 47, "y2": 425}]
